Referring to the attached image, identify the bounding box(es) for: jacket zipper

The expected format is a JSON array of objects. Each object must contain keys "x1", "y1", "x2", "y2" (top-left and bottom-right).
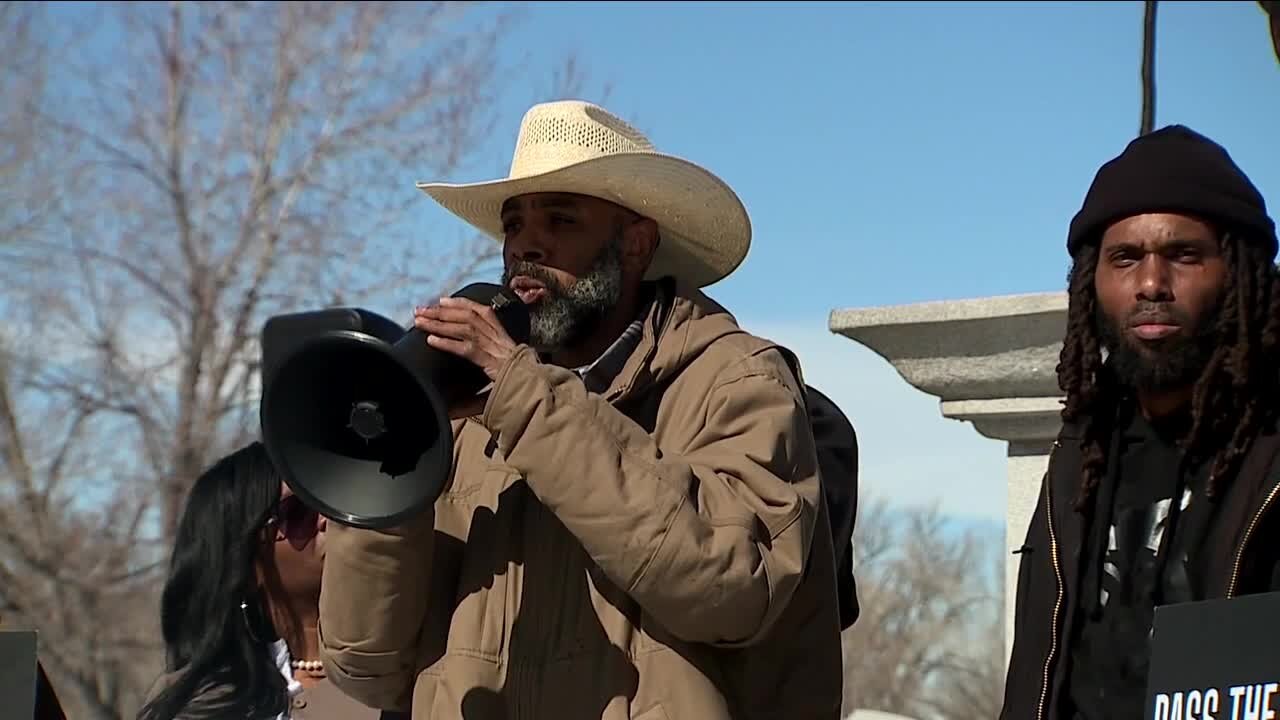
[
  {"x1": 1036, "y1": 440, "x2": 1064, "y2": 720},
  {"x1": 1227, "y1": 477, "x2": 1280, "y2": 597}
]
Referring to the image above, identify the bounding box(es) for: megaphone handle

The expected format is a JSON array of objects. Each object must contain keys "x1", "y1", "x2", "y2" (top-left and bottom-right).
[
  {"x1": 391, "y1": 326, "x2": 492, "y2": 408},
  {"x1": 448, "y1": 282, "x2": 531, "y2": 346}
]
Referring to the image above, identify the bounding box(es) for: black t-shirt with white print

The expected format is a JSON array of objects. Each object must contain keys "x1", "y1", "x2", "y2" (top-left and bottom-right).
[{"x1": 1066, "y1": 409, "x2": 1213, "y2": 720}]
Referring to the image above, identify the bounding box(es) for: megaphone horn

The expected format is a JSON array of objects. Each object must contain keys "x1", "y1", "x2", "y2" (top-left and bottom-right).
[{"x1": 258, "y1": 282, "x2": 530, "y2": 530}]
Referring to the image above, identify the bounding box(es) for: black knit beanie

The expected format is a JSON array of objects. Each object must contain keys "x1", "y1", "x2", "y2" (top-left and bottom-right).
[{"x1": 1067, "y1": 125, "x2": 1276, "y2": 259}]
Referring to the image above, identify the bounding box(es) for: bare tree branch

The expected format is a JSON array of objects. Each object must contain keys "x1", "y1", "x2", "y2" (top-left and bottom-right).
[
  {"x1": 0, "y1": 0, "x2": 74, "y2": 251},
  {"x1": 1, "y1": 3, "x2": 610, "y2": 718},
  {"x1": 841, "y1": 498, "x2": 1006, "y2": 720}
]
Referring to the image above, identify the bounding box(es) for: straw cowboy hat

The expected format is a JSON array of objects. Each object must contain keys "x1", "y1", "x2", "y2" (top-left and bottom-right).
[{"x1": 416, "y1": 100, "x2": 752, "y2": 289}]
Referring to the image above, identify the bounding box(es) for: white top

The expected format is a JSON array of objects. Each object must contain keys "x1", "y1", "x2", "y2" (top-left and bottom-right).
[{"x1": 269, "y1": 639, "x2": 304, "y2": 719}]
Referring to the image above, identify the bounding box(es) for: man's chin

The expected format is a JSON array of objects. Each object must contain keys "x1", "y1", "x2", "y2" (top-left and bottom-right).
[
  {"x1": 1125, "y1": 342, "x2": 1177, "y2": 361},
  {"x1": 1111, "y1": 347, "x2": 1207, "y2": 392}
]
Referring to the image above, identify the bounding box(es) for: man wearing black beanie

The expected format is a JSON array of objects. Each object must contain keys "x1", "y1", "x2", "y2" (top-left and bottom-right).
[{"x1": 1000, "y1": 125, "x2": 1280, "y2": 720}]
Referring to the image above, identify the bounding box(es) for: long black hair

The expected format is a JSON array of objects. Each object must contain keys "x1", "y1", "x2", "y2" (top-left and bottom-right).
[
  {"x1": 138, "y1": 441, "x2": 289, "y2": 720},
  {"x1": 1057, "y1": 232, "x2": 1280, "y2": 512}
]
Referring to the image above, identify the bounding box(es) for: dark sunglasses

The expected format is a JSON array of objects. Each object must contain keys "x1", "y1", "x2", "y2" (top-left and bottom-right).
[{"x1": 267, "y1": 494, "x2": 320, "y2": 543}]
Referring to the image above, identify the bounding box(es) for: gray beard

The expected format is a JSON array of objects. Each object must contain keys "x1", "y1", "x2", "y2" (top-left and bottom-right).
[{"x1": 501, "y1": 239, "x2": 623, "y2": 354}]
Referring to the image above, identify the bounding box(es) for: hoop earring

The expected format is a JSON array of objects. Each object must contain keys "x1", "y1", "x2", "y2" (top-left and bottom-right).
[{"x1": 241, "y1": 599, "x2": 266, "y2": 644}]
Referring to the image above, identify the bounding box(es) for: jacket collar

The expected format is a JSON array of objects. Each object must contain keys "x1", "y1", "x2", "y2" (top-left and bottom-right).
[{"x1": 597, "y1": 276, "x2": 750, "y2": 405}]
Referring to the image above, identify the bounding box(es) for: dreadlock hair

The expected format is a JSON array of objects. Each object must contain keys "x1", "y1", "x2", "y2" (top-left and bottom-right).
[{"x1": 1057, "y1": 231, "x2": 1280, "y2": 512}]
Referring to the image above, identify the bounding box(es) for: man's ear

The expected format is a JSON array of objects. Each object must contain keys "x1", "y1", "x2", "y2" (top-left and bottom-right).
[{"x1": 621, "y1": 216, "x2": 660, "y2": 274}]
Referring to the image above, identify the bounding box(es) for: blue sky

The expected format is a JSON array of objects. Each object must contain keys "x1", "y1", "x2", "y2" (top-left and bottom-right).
[
  {"x1": 37, "y1": 1, "x2": 1279, "y2": 528},
  {"x1": 406, "y1": 1, "x2": 1280, "y2": 525}
]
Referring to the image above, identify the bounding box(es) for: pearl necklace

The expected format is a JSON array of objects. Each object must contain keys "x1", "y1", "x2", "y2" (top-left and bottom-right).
[{"x1": 291, "y1": 659, "x2": 325, "y2": 674}]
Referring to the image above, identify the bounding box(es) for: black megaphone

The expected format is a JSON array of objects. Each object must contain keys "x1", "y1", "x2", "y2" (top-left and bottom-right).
[{"x1": 258, "y1": 282, "x2": 530, "y2": 530}]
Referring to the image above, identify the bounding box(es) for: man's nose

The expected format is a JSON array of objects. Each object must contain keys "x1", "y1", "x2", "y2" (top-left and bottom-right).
[
  {"x1": 512, "y1": 245, "x2": 546, "y2": 263},
  {"x1": 1136, "y1": 256, "x2": 1174, "y2": 302},
  {"x1": 506, "y1": 221, "x2": 552, "y2": 265}
]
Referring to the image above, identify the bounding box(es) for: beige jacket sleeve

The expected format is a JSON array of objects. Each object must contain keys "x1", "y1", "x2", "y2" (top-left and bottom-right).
[
  {"x1": 481, "y1": 344, "x2": 821, "y2": 648},
  {"x1": 317, "y1": 504, "x2": 437, "y2": 710}
]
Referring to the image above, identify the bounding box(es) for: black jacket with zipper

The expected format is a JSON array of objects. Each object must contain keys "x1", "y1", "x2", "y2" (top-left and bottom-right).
[{"x1": 1000, "y1": 417, "x2": 1280, "y2": 720}]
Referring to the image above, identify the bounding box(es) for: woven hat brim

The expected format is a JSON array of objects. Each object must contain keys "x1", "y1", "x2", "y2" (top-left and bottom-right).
[{"x1": 416, "y1": 152, "x2": 751, "y2": 288}]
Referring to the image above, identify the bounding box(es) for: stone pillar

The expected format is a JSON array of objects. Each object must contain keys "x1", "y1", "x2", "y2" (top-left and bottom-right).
[{"x1": 828, "y1": 291, "x2": 1068, "y2": 661}]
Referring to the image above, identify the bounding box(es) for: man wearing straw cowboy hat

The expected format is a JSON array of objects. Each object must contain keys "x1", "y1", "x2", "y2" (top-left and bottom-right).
[{"x1": 315, "y1": 100, "x2": 844, "y2": 719}]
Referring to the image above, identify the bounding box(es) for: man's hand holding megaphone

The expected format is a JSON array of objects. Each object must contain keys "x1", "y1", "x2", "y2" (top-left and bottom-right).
[
  {"x1": 412, "y1": 295, "x2": 519, "y2": 419},
  {"x1": 258, "y1": 281, "x2": 530, "y2": 529}
]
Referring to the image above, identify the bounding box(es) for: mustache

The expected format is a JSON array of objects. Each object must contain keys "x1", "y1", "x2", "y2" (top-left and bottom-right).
[
  {"x1": 503, "y1": 261, "x2": 564, "y2": 293},
  {"x1": 1125, "y1": 302, "x2": 1189, "y2": 327}
]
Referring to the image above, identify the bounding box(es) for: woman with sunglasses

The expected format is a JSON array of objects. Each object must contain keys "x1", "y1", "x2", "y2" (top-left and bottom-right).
[{"x1": 138, "y1": 441, "x2": 406, "y2": 720}]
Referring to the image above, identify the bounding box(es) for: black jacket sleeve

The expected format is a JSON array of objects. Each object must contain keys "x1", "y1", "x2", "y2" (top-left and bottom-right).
[{"x1": 1000, "y1": 475, "x2": 1063, "y2": 720}]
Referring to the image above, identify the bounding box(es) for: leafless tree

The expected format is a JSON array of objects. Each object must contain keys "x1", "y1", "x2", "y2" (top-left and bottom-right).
[
  {"x1": 840, "y1": 498, "x2": 1006, "y2": 720},
  {"x1": 0, "y1": 2, "x2": 605, "y2": 717},
  {"x1": 0, "y1": 6, "x2": 114, "y2": 714},
  {"x1": 0, "y1": 0, "x2": 66, "y2": 248}
]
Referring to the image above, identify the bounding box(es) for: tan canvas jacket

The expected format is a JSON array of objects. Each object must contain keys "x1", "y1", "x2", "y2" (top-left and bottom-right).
[{"x1": 317, "y1": 280, "x2": 844, "y2": 720}]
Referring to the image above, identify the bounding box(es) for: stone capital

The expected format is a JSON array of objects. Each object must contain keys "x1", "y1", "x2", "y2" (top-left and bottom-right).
[
  {"x1": 828, "y1": 291, "x2": 1068, "y2": 447},
  {"x1": 829, "y1": 290, "x2": 1071, "y2": 663}
]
